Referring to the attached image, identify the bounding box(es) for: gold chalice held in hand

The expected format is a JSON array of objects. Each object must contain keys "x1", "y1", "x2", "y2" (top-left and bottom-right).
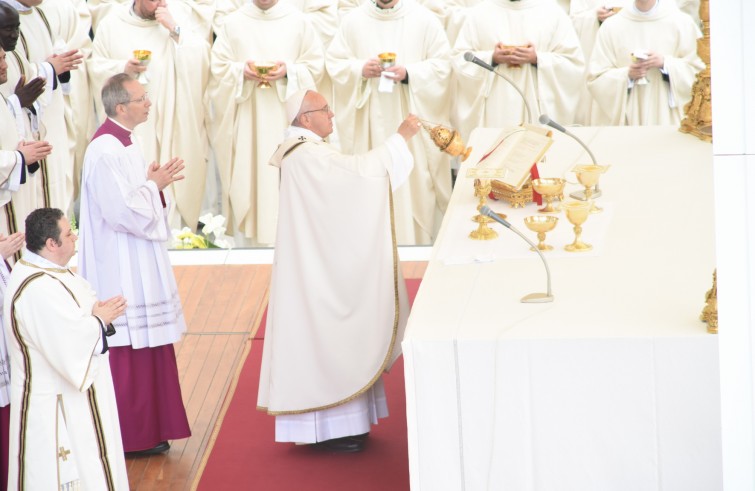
[
  {"x1": 253, "y1": 62, "x2": 277, "y2": 89},
  {"x1": 574, "y1": 164, "x2": 609, "y2": 213},
  {"x1": 470, "y1": 179, "x2": 500, "y2": 240},
  {"x1": 378, "y1": 52, "x2": 396, "y2": 69},
  {"x1": 524, "y1": 215, "x2": 558, "y2": 251},
  {"x1": 422, "y1": 122, "x2": 472, "y2": 161},
  {"x1": 133, "y1": 50, "x2": 151, "y2": 85},
  {"x1": 563, "y1": 201, "x2": 592, "y2": 252},
  {"x1": 531, "y1": 178, "x2": 566, "y2": 213}
]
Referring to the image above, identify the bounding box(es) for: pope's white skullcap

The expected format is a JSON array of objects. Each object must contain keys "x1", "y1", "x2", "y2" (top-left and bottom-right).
[{"x1": 285, "y1": 90, "x2": 309, "y2": 124}]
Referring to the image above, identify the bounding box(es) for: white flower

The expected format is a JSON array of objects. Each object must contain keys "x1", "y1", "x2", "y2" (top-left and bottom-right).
[{"x1": 199, "y1": 213, "x2": 226, "y2": 236}]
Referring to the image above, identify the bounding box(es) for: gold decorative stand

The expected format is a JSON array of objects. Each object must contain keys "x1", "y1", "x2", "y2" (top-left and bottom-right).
[
  {"x1": 470, "y1": 179, "x2": 499, "y2": 240},
  {"x1": 679, "y1": 0, "x2": 712, "y2": 142},
  {"x1": 700, "y1": 269, "x2": 718, "y2": 334}
]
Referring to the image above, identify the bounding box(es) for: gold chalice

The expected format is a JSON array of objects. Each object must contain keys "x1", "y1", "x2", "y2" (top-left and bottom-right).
[
  {"x1": 524, "y1": 215, "x2": 558, "y2": 251},
  {"x1": 253, "y1": 62, "x2": 277, "y2": 89},
  {"x1": 609, "y1": 6, "x2": 623, "y2": 13},
  {"x1": 470, "y1": 179, "x2": 501, "y2": 240},
  {"x1": 421, "y1": 121, "x2": 472, "y2": 161},
  {"x1": 133, "y1": 50, "x2": 151, "y2": 85},
  {"x1": 563, "y1": 201, "x2": 592, "y2": 252},
  {"x1": 378, "y1": 52, "x2": 396, "y2": 69},
  {"x1": 531, "y1": 177, "x2": 566, "y2": 213},
  {"x1": 574, "y1": 164, "x2": 609, "y2": 213}
]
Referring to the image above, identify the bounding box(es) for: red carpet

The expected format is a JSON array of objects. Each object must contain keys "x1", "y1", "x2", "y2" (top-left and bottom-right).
[{"x1": 196, "y1": 279, "x2": 421, "y2": 491}]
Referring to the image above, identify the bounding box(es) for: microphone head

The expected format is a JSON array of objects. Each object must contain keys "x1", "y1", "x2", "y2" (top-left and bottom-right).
[
  {"x1": 480, "y1": 205, "x2": 493, "y2": 217},
  {"x1": 463, "y1": 51, "x2": 475, "y2": 63},
  {"x1": 538, "y1": 114, "x2": 550, "y2": 125}
]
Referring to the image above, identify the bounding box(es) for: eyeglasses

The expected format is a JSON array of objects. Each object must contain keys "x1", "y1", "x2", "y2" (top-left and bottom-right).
[
  {"x1": 300, "y1": 104, "x2": 330, "y2": 116},
  {"x1": 120, "y1": 92, "x2": 150, "y2": 104}
]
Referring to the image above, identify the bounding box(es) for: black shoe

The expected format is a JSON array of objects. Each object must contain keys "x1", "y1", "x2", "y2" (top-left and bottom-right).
[
  {"x1": 314, "y1": 436, "x2": 365, "y2": 453},
  {"x1": 127, "y1": 441, "x2": 170, "y2": 457}
]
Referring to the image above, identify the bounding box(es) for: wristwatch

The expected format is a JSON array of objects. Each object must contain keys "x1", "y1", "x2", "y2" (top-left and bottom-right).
[{"x1": 171, "y1": 25, "x2": 181, "y2": 39}]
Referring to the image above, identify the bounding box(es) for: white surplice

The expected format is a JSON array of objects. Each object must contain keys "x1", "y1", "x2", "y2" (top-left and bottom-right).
[
  {"x1": 0, "y1": 96, "x2": 24, "y2": 240},
  {"x1": 587, "y1": 0, "x2": 703, "y2": 125},
  {"x1": 78, "y1": 120, "x2": 186, "y2": 348},
  {"x1": 258, "y1": 126, "x2": 412, "y2": 441},
  {"x1": 3, "y1": 251, "x2": 128, "y2": 490}
]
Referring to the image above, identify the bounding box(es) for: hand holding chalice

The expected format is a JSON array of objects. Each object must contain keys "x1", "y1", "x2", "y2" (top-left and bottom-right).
[
  {"x1": 249, "y1": 61, "x2": 279, "y2": 89},
  {"x1": 133, "y1": 50, "x2": 151, "y2": 85}
]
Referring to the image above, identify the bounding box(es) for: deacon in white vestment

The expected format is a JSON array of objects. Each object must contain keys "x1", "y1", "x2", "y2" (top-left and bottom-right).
[
  {"x1": 586, "y1": 0, "x2": 703, "y2": 125},
  {"x1": 258, "y1": 90, "x2": 417, "y2": 452},
  {"x1": 89, "y1": 0, "x2": 210, "y2": 230},
  {"x1": 0, "y1": 44, "x2": 53, "y2": 261},
  {"x1": 209, "y1": 0, "x2": 324, "y2": 244},
  {"x1": 1, "y1": 0, "x2": 83, "y2": 214},
  {"x1": 452, "y1": 0, "x2": 585, "y2": 137},
  {"x1": 78, "y1": 74, "x2": 191, "y2": 454},
  {"x1": 326, "y1": 0, "x2": 452, "y2": 245},
  {"x1": 3, "y1": 207, "x2": 128, "y2": 490}
]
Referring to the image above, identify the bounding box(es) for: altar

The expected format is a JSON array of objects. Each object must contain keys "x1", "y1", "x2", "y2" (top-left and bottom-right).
[{"x1": 401, "y1": 126, "x2": 721, "y2": 490}]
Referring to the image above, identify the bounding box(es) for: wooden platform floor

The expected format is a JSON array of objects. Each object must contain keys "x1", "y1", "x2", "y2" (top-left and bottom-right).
[{"x1": 125, "y1": 261, "x2": 428, "y2": 491}]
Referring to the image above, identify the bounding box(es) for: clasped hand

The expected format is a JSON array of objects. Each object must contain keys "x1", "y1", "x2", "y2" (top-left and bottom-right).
[{"x1": 148, "y1": 157, "x2": 185, "y2": 190}]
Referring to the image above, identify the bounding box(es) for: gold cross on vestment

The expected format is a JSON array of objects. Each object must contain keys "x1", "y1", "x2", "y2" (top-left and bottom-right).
[{"x1": 58, "y1": 446, "x2": 71, "y2": 461}]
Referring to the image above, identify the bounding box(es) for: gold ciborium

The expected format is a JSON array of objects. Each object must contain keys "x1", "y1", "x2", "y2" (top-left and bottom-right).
[
  {"x1": 253, "y1": 62, "x2": 277, "y2": 89},
  {"x1": 469, "y1": 179, "x2": 501, "y2": 240},
  {"x1": 524, "y1": 215, "x2": 558, "y2": 251},
  {"x1": 378, "y1": 52, "x2": 396, "y2": 69},
  {"x1": 574, "y1": 164, "x2": 609, "y2": 213},
  {"x1": 421, "y1": 121, "x2": 472, "y2": 161},
  {"x1": 531, "y1": 177, "x2": 565, "y2": 213},
  {"x1": 133, "y1": 50, "x2": 151, "y2": 85},
  {"x1": 563, "y1": 201, "x2": 592, "y2": 252}
]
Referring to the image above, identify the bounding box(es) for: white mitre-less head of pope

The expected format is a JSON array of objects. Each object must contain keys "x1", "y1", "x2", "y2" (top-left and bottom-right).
[{"x1": 285, "y1": 90, "x2": 309, "y2": 124}]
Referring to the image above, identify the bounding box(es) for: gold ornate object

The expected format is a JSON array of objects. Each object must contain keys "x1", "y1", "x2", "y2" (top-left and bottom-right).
[
  {"x1": 490, "y1": 179, "x2": 533, "y2": 208},
  {"x1": 574, "y1": 164, "x2": 609, "y2": 214},
  {"x1": 253, "y1": 62, "x2": 277, "y2": 89},
  {"x1": 700, "y1": 269, "x2": 718, "y2": 334},
  {"x1": 524, "y1": 215, "x2": 558, "y2": 251},
  {"x1": 563, "y1": 201, "x2": 592, "y2": 252},
  {"x1": 378, "y1": 52, "x2": 396, "y2": 69},
  {"x1": 680, "y1": 0, "x2": 712, "y2": 142},
  {"x1": 531, "y1": 178, "x2": 566, "y2": 213},
  {"x1": 422, "y1": 122, "x2": 472, "y2": 161},
  {"x1": 133, "y1": 50, "x2": 151, "y2": 85},
  {"x1": 469, "y1": 179, "x2": 499, "y2": 240}
]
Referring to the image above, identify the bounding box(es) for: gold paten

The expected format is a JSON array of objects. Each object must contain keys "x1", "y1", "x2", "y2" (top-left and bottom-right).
[
  {"x1": 422, "y1": 122, "x2": 472, "y2": 161},
  {"x1": 700, "y1": 269, "x2": 718, "y2": 334},
  {"x1": 531, "y1": 178, "x2": 566, "y2": 213},
  {"x1": 680, "y1": 0, "x2": 712, "y2": 142},
  {"x1": 469, "y1": 179, "x2": 498, "y2": 240},
  {"x1": 490, "y1": 179, "x2": 533, "y2": 208},
  {"x1": 563, "y1": 201, "x2": 592, "y2": 252},
  {"x1": 524, "y1": 215, "x2": 558, "y2": 251}
]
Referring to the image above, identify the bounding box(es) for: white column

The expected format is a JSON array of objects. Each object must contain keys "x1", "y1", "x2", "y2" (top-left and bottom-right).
[{"x1": 711, "y1": 1, "x2": 755, "y2": 489}]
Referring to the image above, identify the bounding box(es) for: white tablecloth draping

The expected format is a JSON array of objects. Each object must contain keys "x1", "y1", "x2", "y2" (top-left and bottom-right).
[{"x1": 402, "y1": 126, "x2": 721, "y2": 491}]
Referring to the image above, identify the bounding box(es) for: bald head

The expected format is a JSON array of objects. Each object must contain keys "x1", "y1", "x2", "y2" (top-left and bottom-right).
[{"x1": 291, "y1": 90, "x2": 334, "y2": 139}]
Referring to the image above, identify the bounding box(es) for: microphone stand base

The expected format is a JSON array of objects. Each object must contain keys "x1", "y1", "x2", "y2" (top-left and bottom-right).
[
  {"x1": 569, "y1": 189, "x2": 602, "y2": 201},
  {"x1": 521, "y1": 292, "x2": 554, "y2": 303}
]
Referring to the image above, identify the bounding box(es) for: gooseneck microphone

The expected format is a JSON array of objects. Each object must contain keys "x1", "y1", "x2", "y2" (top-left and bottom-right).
[
  {"x1": 463, "y1": 51, "x2": 532, "y2": 124},
  {"x1": 538, "y1": 114, "x2": 601, "y2": 199},
  {"x1": 480, "y1": 205, "x2": 554, "y2": 303}
]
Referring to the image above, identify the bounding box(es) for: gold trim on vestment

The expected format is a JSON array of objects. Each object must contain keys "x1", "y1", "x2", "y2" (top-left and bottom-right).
[
  {"x1": 18, "y1": 259, "x2": 69, "y2": 274},
  {"x1": 259, "y1": 178, "x2": 402, "y2": 416},
  {"x1": 9, "y1": 271, "x2": 46, "y2": 490},
  {"x1": 87, "y1": 386, "x2": 116, "y2": 491}
]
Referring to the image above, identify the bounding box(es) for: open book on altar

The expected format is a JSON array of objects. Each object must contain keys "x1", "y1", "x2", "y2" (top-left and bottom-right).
[{"x1": 465, "y1": 124, "x2": 553, "y2": 190}]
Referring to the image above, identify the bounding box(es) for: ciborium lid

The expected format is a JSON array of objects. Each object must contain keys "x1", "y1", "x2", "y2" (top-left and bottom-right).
[{"x1": 421, "y1": 121, "x2": 472, "y2": 161}]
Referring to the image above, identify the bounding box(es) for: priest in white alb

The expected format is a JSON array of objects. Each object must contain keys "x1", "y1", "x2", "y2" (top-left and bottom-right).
[
  {"x1": 586, "y1": 0, "x2": 703, "y2": 125},
  {"x1": 209, "y1": 0, "x2": 324, "y2": 245},
  {"x1": 258, "y1": 90, "x2": 418, "y2": 453},
  {"x1": 326, "y1": 0, "x2": 453, "y2": 245},
  {"x1": 3, "y1": 207, "x2": 129, "y2": 490},
  {"x1": 452, "y1": 0, "x2": 585, "y2": 137},
  {"x1": 78, "y1": 73, "x2": 190, "y2": 455}
]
